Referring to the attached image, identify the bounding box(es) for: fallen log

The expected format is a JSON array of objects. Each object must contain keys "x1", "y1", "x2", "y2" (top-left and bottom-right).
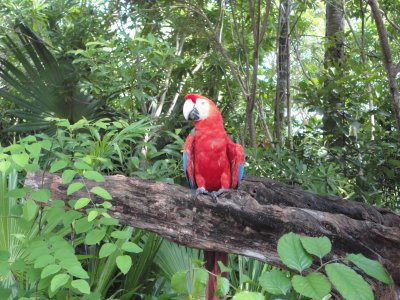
[{"x1": 25, "y1": 171, "x2": 400, "y2": 298}]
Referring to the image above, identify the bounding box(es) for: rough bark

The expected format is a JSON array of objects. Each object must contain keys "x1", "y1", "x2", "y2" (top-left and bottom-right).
[
  {"x1": 25, "y1": 171, "x2": 400, "y2": 297},
  {"x1": 274, "y1": 0, "x2": 291, "y2": 147},
  {"x1": 323, "y1": 0, "x2": 345, "y2": 140},
  {"x1": 368, "y1": 0, "x2": 400, "y2": 133}
]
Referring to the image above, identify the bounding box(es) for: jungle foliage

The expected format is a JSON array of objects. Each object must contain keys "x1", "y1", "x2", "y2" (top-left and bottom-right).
[{"x1": 0, "y1": 0, "x2": 399, "y2": 299}]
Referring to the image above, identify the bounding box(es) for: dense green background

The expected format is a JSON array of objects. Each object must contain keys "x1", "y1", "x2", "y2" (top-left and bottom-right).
[{"x1": 0, "y1": 0, "x2": 398, "y2": 299}]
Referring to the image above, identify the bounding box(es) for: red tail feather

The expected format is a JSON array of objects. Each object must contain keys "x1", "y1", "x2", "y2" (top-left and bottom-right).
[{"x1": 204, "y1": 251, "x2": 228, "y2": 300}]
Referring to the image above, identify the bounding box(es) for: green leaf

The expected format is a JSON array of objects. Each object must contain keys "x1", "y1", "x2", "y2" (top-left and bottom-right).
[
  {"x1": 232, "y1": 291, "x2": 264, "y2": 300},
  {"x1": 85, "y1": 228, "x2": 106, "y2": 245},
  {"x1": 67, "y1": 182, "x2": 84, "y2": 195},
  {"x1": 171, "y1": 271, "x2": 188, "y2": 294},
  {"x1": 116, "y1": 255, "x2": 132, "y2": 275},
  {"x1": 50, "y1": 273, "x2": 69, "y2": 292},
  {"x1": 325, "y1": 263, "x2": 373, "y2": 300},
  {"x1": 121, "y1": 242, "x2": 142, "y2": 253},
  {"x1": 277, "y1": 232, "x2": 312, "y2": 272},
  {"x1": 99, "y1": 243, "x2": 117, "y2": 258},
  {"x1": 41, "y1": 264, "x2": 61, "y2": 278},
  {"x1": 25, "y1": 142, "x2": 41, "y2": 157},
  {"x1": 87, "y1": 210, "x2": 98, "y2": 222},
  {"x1": 34, "y1": 254, "x2": 55, "y2": 268},
  {"x1": 29, "y1": 189, "x2": 50, "y2": 203},
  {"x1": 74, "y1": 161, "x2": 92, "y2": 170},
  {"x1": 65, "y1": 264, "x2": 89, "y2": 279},
  {"x1": 346, "y1": 253, "x2": 391, "y2": 284},
  {"x1": 83, "y1": 171, "x2": 104, "y2": 182},
  {"x1": 71, "y1": 279, "x2": 90, "y2": 294},
  {"x1": 62, "y1": 170, "x2": 77, "y2": 184},
  {"x1": 217, "y1": 260, "x2": 232, "y2": 273},
  {"x1": 111, "y1": 230, "x2": 130, "y2": 239},
  {"x1": 12, "y1": 153, "x2": 29, "y2": 167},
  {"x1": 292, "y1": 272, "x2": 331, "y2": 299},
  {"x1": 0, "y1": 251, "x2": 10, "y2": 261},
  {"x1": 50, "y1": 160, "x2": 68, "y2": 173},
  {"x1": 259, "y1": 269, "x2": 291, "y2": 295},
  {"x1": 90, "y1": 186, "x2": 112, "y2": 200},
  {"x1": 300, "y1": 236, "x2": 332, "y2": 259},
  {"x1": 23, "y1": 199, "x2": 38, "y2": 221},
  {"x1": 74, "y1": 198, "x2": 91, "y2": 209},
  {"x1": 0, "y1": 161, "x2": 11, "y2": 172},
  {"x1": 216, "y1": 276, "x2": 230, "y2": 296}
]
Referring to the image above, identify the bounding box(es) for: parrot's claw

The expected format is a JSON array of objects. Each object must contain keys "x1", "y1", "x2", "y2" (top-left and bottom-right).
[
  {"x1": 210, "y1": 188, "x2": 230, "y2": 202},
  {"x1": 195, "y1": 187, "x2": 210, "y2": 198}
]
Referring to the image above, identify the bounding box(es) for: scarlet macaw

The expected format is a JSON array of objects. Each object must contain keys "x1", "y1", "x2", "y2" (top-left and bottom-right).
[{"x1": 182, "y1": 93, "x2": 245, "y2": 299}]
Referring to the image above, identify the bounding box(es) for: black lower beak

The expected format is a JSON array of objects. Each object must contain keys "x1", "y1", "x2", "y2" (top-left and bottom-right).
[{"x1": 188, "y1": 107, "x2": 200, "y2": 120}]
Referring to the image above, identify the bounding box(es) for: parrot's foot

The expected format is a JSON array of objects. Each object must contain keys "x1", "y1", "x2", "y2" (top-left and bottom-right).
[
  {"x1": 195, "y1": 187, "x2": 210, "y2": 198},
  {"x1": 210, "y1": 188, "x2": 230, "y2": 202}
]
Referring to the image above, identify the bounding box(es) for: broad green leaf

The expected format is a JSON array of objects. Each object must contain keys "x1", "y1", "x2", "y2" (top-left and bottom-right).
[
  {"x1": 0, "y1": 161, "x2": 11, "y2": 172},
  {"x1": 259, "y1": 269, "x2": 291, "y2": 295},
  {"x1": 232, "y1": 291, "x2": 264, "y2": 300},
  {"x1": 65, "y1": 264, "x2": 89, "y2": 279},
  {"x1": 41, "y1": 264, "x2": 61, "y2": 278},
  {"x1": 67, "y1": 182, "x2": 84, "y2": 195},
  {"x1": 71, "y1": 279, "x2": 90, "y2": 294},
  {"x1": 171, "y1": 271, "x2": 188, "y2": 294},
  {"x1": 85, "y1": 228, "x2": 106, "y2": 245},
  {"x1": 98, "y1": 217, "x2": 119, "y2": 226},
  {"x1": 87, "y1": 210, "x2": 98, "y2": 222},
  {"x1": 0, "y1": 262, "x2": 10, "y2": 277},
  {"x1": 0, "y1": 251, "x2": 10, "y2": 261},
  {"x1": 62, "y1": 170, "x2": 77, "y2": 184},
  {"x1": 216, "y1": 276, "x2": 229, "y2": 296},
  {"x1": 12, "y1": 153, "x2": 29, "y2": 167},
  {"x1": 292, "y1": 272, "x2": 331, "y2": 299},
  {"x1": 25, "y1": 142, "x2": 41, "y2": 157},
  {"x1": 111, "y1": 230, "x2": 130, "y2": 239},
  {"x1": 74, "y1": 217, "x2": 93, "y2": 234},
  {"x1": 23, "y1": 199, "x2": 38, "y2": 221},
  {"x1": 346, "y1": 253, "x2": 391, "y2": 284},
  {"x1": 300, "y1": 236, "x2": 332, "y2": 259},
  {"x1": 50, "y1": 273, "x2": 69, "y2": 292},
  {"x1": 29, "y1": 189, "x2": 50, "y2": 203},
  {"x1": 83, "y1": 171, "x2": 104, "y2": 182},
  {"x1": 277, "y1": 233, "x2": 312, "y2": 272},
  {"x1": 90, "y1": 186, "x2": 112, "y2": 200},
  {"x1": 74, "y1": 198, "x2": 91, "y2": 209},
  {"x1": 99, "y1": 243, "x2": 117, "y2": 258},
  {"x1": 74, "y1": 161, "x2": 91, "y2": 170},
  {"x1": 34, "y1": 254, "x2": 55, "y2": 268},
  {"x1": 116, "y1": 255, "x2": 132, "y2": 274},
  {"x1": 325, "y1": 263, "x2": 373, "y2": 300},
  {"x1": 50, "y1": 160, "x2": 68, "y2": 173},
  {"x1": 8, "y1": 188, "x2": 28, "y2": 198},
  {"x1": 121, "y1": 242, "x2": 142, "y2": 253},
  {"x1": 217, "y1": 261, "x2": 232, "y2": 273},
  {"x1": 193, "y1": 268, "x2": 208, "y2": 295}
]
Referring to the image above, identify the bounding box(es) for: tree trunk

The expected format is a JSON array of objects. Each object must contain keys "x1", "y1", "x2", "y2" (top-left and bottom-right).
[
  {"x1": 274, "y1": 0, "x2": 291, "y2": 147},
  {"x1": 323, "y1": 0, "x2": 345, "y2": 141},
  {"x1": 25, "y1": 171, "x2": 400, "y2": 298},
  {"x1": 368, "y1": 0, "x2": 400, "y2": 133}
]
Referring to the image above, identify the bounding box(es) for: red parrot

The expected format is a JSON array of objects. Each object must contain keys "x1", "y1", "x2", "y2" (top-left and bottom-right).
[{"x1": 182, "y1": 93, "x2": 245, "y2": 299}]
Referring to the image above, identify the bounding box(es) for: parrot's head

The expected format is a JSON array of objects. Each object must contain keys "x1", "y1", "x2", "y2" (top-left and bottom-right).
[{"x1": 183, "y1": 94, "x2": 222, "y2": 124}]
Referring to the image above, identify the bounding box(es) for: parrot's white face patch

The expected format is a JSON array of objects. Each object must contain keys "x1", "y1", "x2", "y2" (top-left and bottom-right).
[
  {"x1": 195, "y1": 98, "x2": 210, "y2": 120},
  {"x1": 183, "y1": 98, "x2": 210, "y2": 121}
]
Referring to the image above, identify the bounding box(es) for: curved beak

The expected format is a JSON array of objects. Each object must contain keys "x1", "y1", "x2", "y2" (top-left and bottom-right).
[{"x1": 188, "y1": 107, "x2": 200, "y2": 120}]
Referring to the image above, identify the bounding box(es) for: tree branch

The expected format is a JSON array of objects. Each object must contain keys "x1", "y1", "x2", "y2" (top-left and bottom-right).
[{"x1": 25, "y1": 172, "x2": 400, "y2": 297}]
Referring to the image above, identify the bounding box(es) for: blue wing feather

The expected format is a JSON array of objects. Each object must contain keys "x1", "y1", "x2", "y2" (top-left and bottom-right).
[
  {"x1": 238, "y1": 163, "x2": 244, "y2": 183},
  {"x1": 183, "y1": 151, "x2": 193, "y2": 188}
]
